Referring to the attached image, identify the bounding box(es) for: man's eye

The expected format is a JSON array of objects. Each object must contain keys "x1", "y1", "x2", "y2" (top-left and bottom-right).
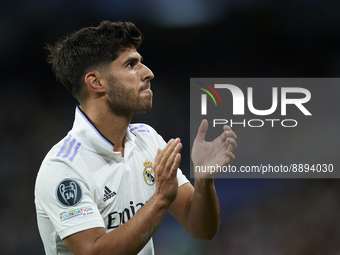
[{"x1": 127, "y1": 62, "x2": 136, "y2": 68}]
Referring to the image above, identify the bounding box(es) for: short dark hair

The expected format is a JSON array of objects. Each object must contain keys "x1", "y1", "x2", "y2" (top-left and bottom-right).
[{"x1": 46, "y1": 21, "x2": 143, "y2": 102}]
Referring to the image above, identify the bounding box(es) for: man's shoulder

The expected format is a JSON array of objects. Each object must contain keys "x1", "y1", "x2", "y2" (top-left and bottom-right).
[
  {"x1": 128, "y1": 123, "x2": 156, "y2": 134},
  {"x1": 43, "y1": 133, "x2": 83, "y2": 164},
  {"x1": 36, "y1": 134, "x2": 84, "y2": 183},
  {"x1": 128, "y1": 123, "x2": 162, "y2": 141},
  {"x1": 128, "y1": 123, "x2": 166, "y2": 150}
]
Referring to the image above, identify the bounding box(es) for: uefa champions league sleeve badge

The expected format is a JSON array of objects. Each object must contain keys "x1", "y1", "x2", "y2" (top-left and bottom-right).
[{"x1": 56, "y1": 179, "x2": 83, "y2": 207}]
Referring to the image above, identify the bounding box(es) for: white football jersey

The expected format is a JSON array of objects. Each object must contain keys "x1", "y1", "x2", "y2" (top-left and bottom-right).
[{"x1": 35, "y1": 106, "x2": 189, "y2": 255}]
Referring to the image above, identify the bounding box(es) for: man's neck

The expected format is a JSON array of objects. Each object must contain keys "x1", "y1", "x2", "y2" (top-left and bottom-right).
[{"x1": 80, "y1": 104, "x2": 132, "y2": 157}]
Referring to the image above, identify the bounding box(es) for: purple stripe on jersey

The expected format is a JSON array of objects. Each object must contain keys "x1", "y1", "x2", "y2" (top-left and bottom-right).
[
  {"x1": 63, "y1": 138, "x2": 76, "y2": 158},
  {"x1": 129, "y1": 124, "x2": 146, "y2": 132},
  {"x1": 76, "y1": 107, "x2": 114, "y2": 148},
  {"x1": 69, "y1": 142, "x2": 81, "y2": 162},
  {"x1": 137, "y1": 130, "x2": 150, "y2": 133},
  {"x1": 57, "y1": 135, "x2": 72, "y2": 157}
]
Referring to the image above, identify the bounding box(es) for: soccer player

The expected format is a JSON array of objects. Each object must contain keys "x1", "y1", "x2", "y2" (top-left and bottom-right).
[{"x1": 34, "y1": 21, "x2": 237, "y2": 255}]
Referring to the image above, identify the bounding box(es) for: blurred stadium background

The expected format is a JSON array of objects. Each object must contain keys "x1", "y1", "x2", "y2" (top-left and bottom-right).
[{"x1": 1, "y1": 0, "x2": 340, "y2": 254}]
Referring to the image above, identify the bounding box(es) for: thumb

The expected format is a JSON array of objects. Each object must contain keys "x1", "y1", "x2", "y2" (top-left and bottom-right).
[
  {"x1": 195, "y1": 119, "x2": 208, "y2": 142},
  {"x1": 154, "y1": 148, "x2": 161, "y2": 165}
]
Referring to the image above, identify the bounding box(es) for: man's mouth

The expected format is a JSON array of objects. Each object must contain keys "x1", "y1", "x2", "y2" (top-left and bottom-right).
[{"x1": 140, "y1": 83, "x2": 151, "y2": 92}]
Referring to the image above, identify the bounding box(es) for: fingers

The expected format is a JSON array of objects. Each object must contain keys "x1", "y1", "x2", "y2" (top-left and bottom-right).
[
  {"x1": 195, "y1": 119, "x2": 208, "y2": 142},
  {"x1": 223, "y1": 127, "x2": 237, "y2": 140},
  {"x1": 219, "y1": 128, "x2": 237, "y2": 150},
  {"x1": 227, "y1": 137, "x2": 237, "y2": 153},
  {"x1": 154, "y1": 148, "x2": 161, "y2": 165},
  {"x1": 223, "y1": 125, "x2": 231, "y2": 132},
  {"x1": 155, "y1": 138, "x2": 174, "y2": 166},
  {"x1": 223, "y1": 126, "x2": 237, "y2": 165},
  {"x1": 160, "y1": 138, "x2": 181, "y2": 167},
  {"x1": 226, "y1": 151, "x2": 235, "y2": 165},
  {"x1": 170, "y1": 153, "x2": 181, "y2": 179},
  {"x1": 155, "y1": 138, "x2": 182, "y2": 177},
  {"x1": 165, "y1": 140, "x2": 182, "y2": 171}
]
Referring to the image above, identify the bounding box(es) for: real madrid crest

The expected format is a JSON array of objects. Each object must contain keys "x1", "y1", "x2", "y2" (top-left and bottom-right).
[{"x1": 143, "y1": 159, "x2": 155, "y2": 186}]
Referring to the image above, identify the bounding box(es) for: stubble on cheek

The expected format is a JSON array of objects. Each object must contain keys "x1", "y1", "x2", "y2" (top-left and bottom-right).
[{"x1": 107, "y1": 82, "x2": 153, "y2": 116}]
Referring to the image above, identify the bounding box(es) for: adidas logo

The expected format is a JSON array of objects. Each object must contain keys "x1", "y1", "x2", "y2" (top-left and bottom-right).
[{"x1": 103, "y1": 186, "x2": 116, "y2": 202}]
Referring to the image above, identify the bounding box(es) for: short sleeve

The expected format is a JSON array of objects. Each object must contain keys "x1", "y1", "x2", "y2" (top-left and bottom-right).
[
  {"x1": 35, "y1": 159, "x2": 105, "y2": 240},
  {"x1": 176, "y1": 168, "x2": 190, "y2": 187}
]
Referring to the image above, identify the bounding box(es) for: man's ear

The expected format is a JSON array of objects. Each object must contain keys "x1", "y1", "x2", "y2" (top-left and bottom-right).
[{"x1": 84, "y1": 71, "x2": 106, "y2": 93}]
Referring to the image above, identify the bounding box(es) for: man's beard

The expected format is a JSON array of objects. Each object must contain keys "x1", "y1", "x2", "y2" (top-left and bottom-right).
[{"x1": 106, "y1": 76, "x2": 153, "y2": 117}]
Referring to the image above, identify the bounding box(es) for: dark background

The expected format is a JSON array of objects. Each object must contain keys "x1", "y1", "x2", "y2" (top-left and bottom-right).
[{"x1": 1, "y1": 0, "x2": 340, "y2": 254}]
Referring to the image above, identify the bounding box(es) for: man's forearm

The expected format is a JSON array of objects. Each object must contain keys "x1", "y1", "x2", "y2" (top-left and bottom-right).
[
  {"x1": 96, "y1": 196, "x2": 169, "y2": 254},
  {"x1": 178, "y1": 120, "x2": 236, "y2": 241},
  {"x1": 184, "y1": 177, "x2": 220, "y2": 241},
  {"x1": 64, "y1": 195, "x2": 170, "y2": 255}
]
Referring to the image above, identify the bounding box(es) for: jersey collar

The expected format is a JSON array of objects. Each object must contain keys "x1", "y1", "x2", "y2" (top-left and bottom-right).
[
  {"x1": 72, "y1": 106, "x2": 114, "y2": 155},
  {"x1": 71, "y1": 106, "x2": 136, "y2": 156}
]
